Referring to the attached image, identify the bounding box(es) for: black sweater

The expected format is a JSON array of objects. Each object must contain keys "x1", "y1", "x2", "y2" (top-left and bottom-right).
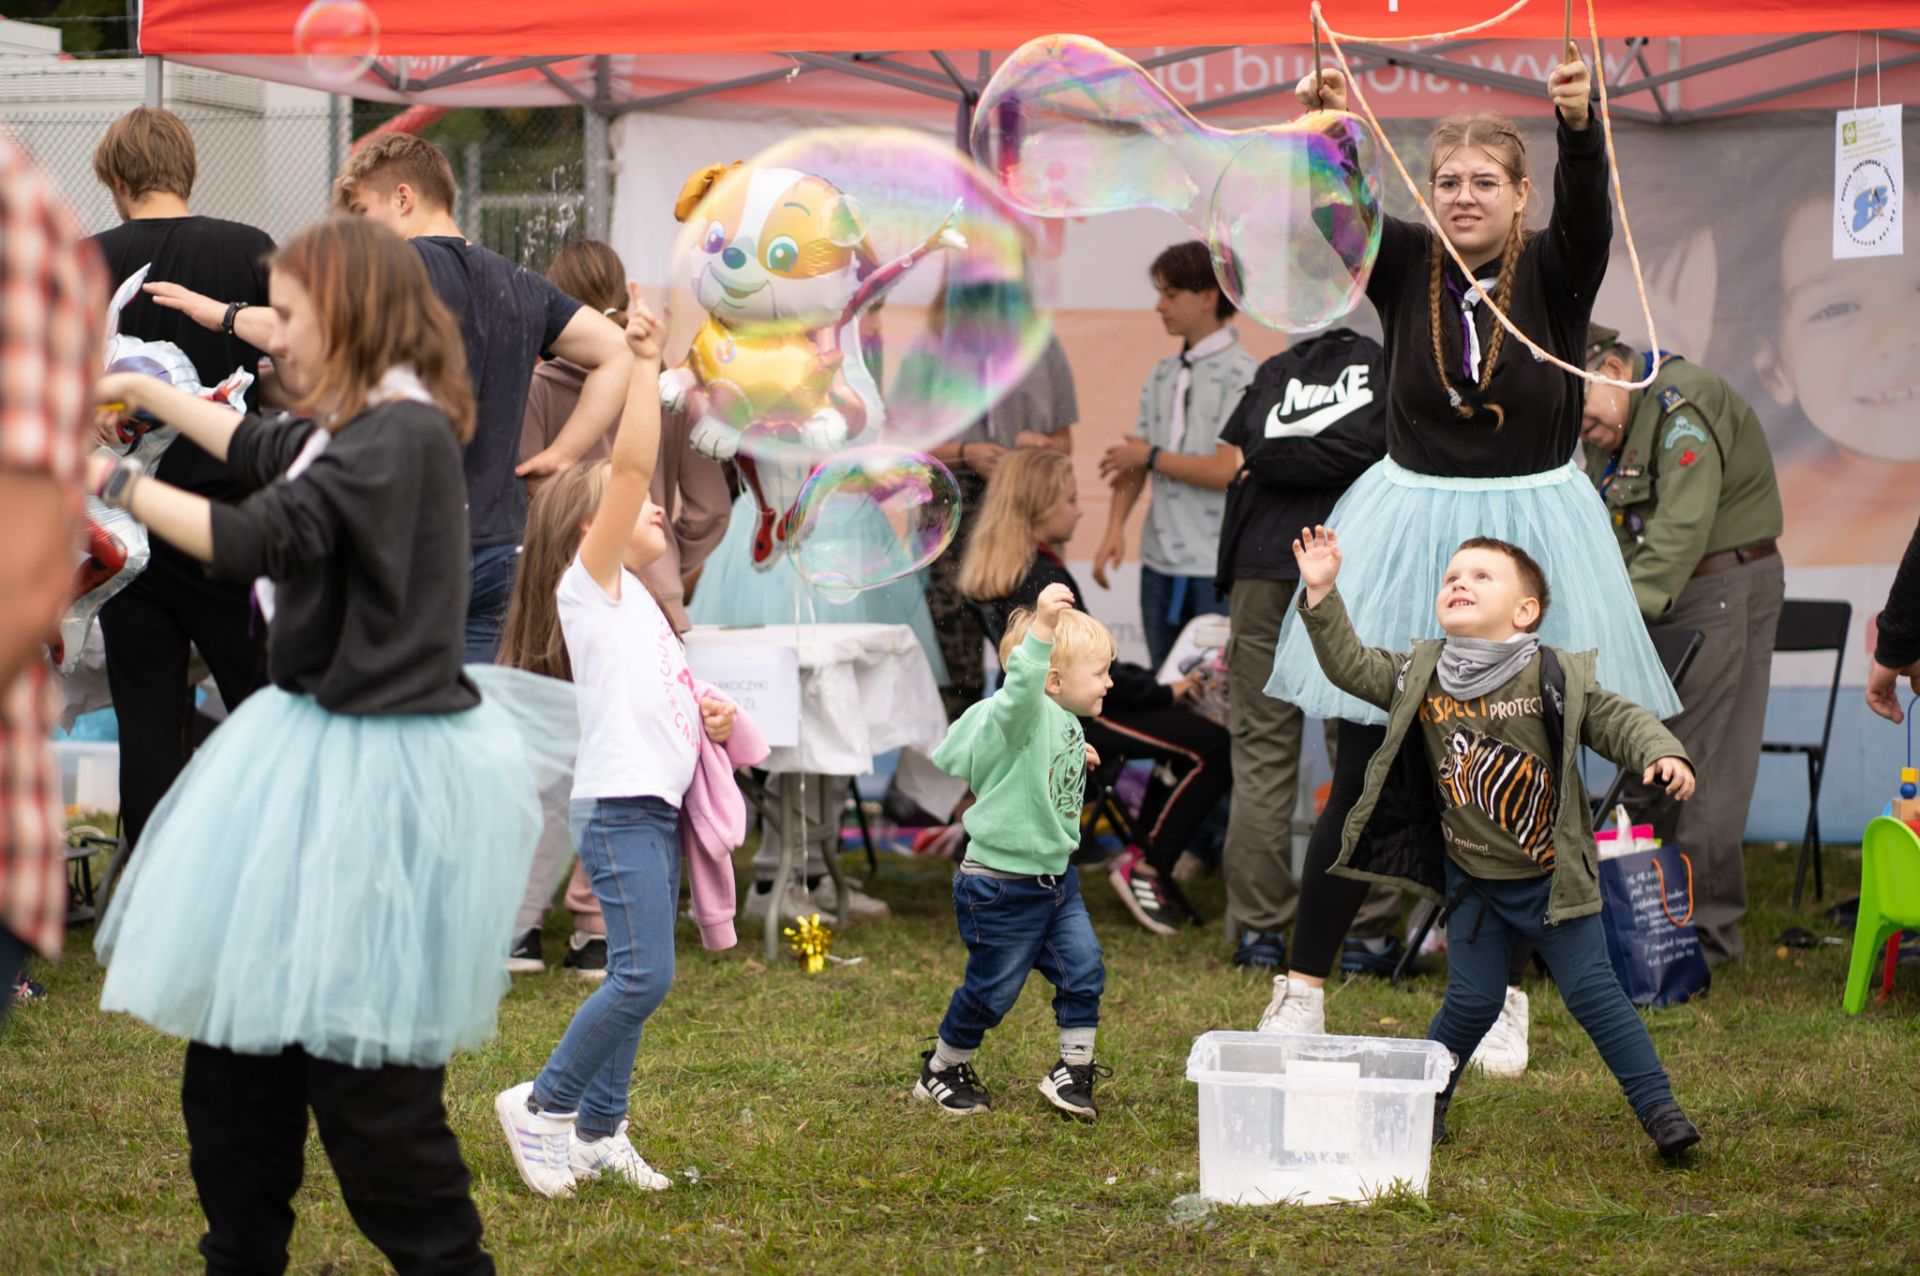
[
  {"x1": 1216, "y1": 328, "x2": 1388, "y2": 588},
  {"x1": 980, "y1": 547, "x2": 1173, "y2": 713},
  {"x1": 1877, "y1": 518, "x2": 1920, "y2": 669},
  {"x1": 208, "y1": 404, "x2": 480, "y2": 716},
  {"x1": 1369, "y1": 113, "x2": 1609, "y2": 478}
]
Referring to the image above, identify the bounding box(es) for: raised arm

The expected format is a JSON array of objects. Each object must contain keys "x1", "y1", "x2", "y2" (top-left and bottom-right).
[
  {"x1": 576, "y1": 285, "x2": 663, "y2": 596},
  {"x1": 1292, "y1": 525, "x2": 1403, "y2": 710}
]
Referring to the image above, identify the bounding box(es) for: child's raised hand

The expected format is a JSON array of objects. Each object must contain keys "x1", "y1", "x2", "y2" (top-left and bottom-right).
[
  {"x1": 1032, "y1": 581, "x2": 1075, "y2": 642},
  {"x1": 623, "y1": 282, "x2": 664, "y2": 362},
  {"x1": 1084, "y1": 742, "x2": 1101, "y2": 771},
  {"x1": 1643, "y1": 756, "x2": 1695, "y2": 800},
  {"x1": 1292, "y1": 525, "x2": 1342, "y2": 605},
  {"x1": 1548, "y1": 57, "x2": 1592, "y2": 128},
  {"x1": 699, "y1": 696, "x2": 735, "y2": 745}
]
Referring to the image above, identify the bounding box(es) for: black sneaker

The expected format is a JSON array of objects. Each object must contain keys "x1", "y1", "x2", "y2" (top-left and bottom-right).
[
  {"x1": 1233, "y1": 930, "x2": 1288, "y2": 969},
  {"x1": 1339, "y1": 934, "x2": 1409, "y2": 978},
  {"x1": 561, "y1": 932, "x2": 608, "y2": 980},
  {"x1": 1108, "y1": 848, "x2": 1182, "y2": 936},
  {"x1": 913, "y1": 1049, "x2": 991, "y2": 1115},
  {"x1": 1638, "y1": 1101, "x2": 1701, "y2": 1161},
  {"x1": 506, "y1": 928, "x2": 545, "y2": 974},
  {"x1": 10, "y1": 973, "x2": 46, "y2": 1004},
  {"x1": 1038, "y1": 1058, "x2": 1112, "y2": 1121}
]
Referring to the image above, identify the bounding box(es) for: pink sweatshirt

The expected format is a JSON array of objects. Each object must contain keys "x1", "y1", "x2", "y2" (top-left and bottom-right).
[{"x1": 679, "y1": 678, "x2": 768, "y2": 950}]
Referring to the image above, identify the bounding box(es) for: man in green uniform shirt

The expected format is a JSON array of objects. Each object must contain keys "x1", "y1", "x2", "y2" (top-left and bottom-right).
[{"x1": 1580, "y1": 326, "x2": 1785, "y2": 966}]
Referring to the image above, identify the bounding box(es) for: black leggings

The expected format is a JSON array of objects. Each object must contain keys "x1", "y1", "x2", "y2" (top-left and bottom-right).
[{"x1": 1083, "y1": 706, "x2": 1232, "y2": 875}]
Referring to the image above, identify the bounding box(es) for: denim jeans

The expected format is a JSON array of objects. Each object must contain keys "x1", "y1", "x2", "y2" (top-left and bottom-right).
[
  {"x1": 533, "y1": 796, "x2": 679, "y2": 1137},
  {"x1": 1429, "y1": 857, "x2": 1674, "y2": 1116},
  {"x1": 0, "y1": 926, "x2": 30, "y2": 1035},
  {"x1": 465, "y1": 544, "x2": 521, "y2": 664},
  {"x1": 938, "y1": 867, "x2": 1105, "y2": 1051},
  {"x1": 1138, "y1": 565, "x2": 1226, "y2": 671}
]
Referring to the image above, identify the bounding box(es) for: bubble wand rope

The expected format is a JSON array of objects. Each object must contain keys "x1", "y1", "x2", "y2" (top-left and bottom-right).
[{"x1": 1312, "y1": 0, "x2": 1664, "y2": 395}]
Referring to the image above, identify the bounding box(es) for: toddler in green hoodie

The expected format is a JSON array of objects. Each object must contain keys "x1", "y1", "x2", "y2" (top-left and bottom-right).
[{"x1": 916, "y1": 583, "x2": 1117, "y2": 1120}]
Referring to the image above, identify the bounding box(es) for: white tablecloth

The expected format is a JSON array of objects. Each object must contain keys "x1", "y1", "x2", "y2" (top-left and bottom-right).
[{"x1": 686, "y1": 622, "x2": 965, "y2": 816}]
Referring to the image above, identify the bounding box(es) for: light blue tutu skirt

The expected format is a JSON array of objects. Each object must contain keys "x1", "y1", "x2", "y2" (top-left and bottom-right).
[
  {"x1": 96, "y1": 665, "x2": 579, "y2": 1068},
  {"x1": 1266, "y1": 456, "x2": 1682, "y2": 725},
  {"x1": 690, "y1": 492, "x2": 950, "y2": 684}
]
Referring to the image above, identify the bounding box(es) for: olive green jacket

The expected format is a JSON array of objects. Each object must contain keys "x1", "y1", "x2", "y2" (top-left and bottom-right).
[
  {"x1": 1581, "y1": 357, "x2": 1783, "y2": 621},
  {"x1": 1299, "y1": 587, "x2": 1688, "y2": 925}
]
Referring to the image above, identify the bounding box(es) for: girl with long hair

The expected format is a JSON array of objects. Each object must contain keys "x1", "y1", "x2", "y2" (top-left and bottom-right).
[
  {"x1": 961, "y1": 448, "x2": 1232, "y2": 937},
  {"x1": 1256, "y1": 60, "x2": 1680, "y2": 1044},
  {"x1": 91, "y1": 216, "x2": 573, "y2": 1273}
]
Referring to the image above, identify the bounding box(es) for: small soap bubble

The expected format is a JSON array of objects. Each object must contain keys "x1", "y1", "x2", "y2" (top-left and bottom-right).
[
  {"x1": 790, "y1": 448, "x2": 961, "y2": 599},
  {"x1": 294, "y1": 0, "x2": 380, "y2": 89}
]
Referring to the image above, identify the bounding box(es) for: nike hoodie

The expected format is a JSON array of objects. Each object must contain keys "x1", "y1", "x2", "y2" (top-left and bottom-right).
[{"x1": 1214, "y1": 328, "x2": 1388, "y2": 590}]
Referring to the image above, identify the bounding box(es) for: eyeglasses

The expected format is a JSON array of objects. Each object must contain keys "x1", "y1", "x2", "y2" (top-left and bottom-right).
[{"x1": 1431, "y1": 175, "x2": 1511, "y2": 202}]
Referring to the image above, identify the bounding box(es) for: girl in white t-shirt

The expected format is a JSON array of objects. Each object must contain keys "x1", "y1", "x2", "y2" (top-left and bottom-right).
[{"x1": 494, "y1": 286, "x2": 737, "y2": 1198}]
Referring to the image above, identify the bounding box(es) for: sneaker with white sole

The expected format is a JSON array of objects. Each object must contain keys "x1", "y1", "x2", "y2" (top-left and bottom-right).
[
  {"x1": 1256, "y1": 975, "x2": 1326, "y2": 1035},
  {"x1": 494, "y1": 1081, "x2": 577, "y2": 1198},
  {"x1": 1107, "y1": 847, "x2": 1182, "y2": 936},
  {"x1": 811, "y1": 877, "x2": 890, "y2": 923},
  {"x1": 740, "y1": 879, "x2": 817, "y2": 922},
  {"x1": 912, "y1": 1048, "x2": 991, "y2": 1115},
  {"x1": 1037, "y1": 1058, "x2": 1112, "y2": 1121},
  {"x1": 506, "y1": 928, "x2": 545, "y2": 974},
  {"x1": 570, "y1": 1120, "x2": 670, "y2": 1190},
  {"x1": 1468, "y1": 986, "x2": 1529, "y2": 1076},
  {"x1": 561, "y1": 931, "x2": 608, "y2": 981}
]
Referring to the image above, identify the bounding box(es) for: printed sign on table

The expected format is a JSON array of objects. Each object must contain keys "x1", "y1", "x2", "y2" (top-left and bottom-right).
[{"x1": 684, "y1": 638, "x2": 801, "y2": 748}]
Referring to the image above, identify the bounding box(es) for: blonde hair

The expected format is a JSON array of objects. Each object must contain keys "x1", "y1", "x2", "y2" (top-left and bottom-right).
[
  {"x1": 958, "y1": 448, "x2": 1075, "y2": 601},
  {"x1": 93, "y1": 107, "x2": 197, "y2": 200},
  {"x1": 332, "y1": 132, "x2": 458, "y2": 214},
  {"x1": 501, "y1": 460, "x2": 611, "y2": 680},
  {"x1": 1001, "y1": 606, "x2": 1116, "y2": 672},
  {"x1": 1425, "y1": 113, "x2": 1531, "y2": 429}
]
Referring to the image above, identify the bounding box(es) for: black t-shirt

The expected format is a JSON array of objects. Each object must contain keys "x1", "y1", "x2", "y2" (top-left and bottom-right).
[
  {"x1": 90, "y1": 216, "x2": 275, "y2": 513},
  {"x1": 411, "y1": 237, "x2": 581, "y2": 551}
]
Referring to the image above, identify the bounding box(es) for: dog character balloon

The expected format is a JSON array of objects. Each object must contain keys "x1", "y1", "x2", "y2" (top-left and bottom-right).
[{"x1": 662, "y1": 161, "x2": 965, "y2": 568}]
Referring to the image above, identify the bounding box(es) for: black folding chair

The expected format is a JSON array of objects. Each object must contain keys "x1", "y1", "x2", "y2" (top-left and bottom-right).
[
  {"x1": 1760, "y1": 600, "x2": 1851, "y2": 909},
  {"x1": 1392, "y1": 625, "x2": 1701, "y2": 984}
]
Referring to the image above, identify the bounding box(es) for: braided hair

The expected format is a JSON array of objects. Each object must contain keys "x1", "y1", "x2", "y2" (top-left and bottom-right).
[{"x1": 1424, "y1": 113, "x2": 1531, "y2": 428}]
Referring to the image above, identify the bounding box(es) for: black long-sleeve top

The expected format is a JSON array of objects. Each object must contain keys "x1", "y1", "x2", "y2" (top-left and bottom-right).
[
  {"x1": 1367, "y1": 113, "x2": 1609, "y2": 478},
  {"x1": 207, "y1": 403, "x2": 480, "y2": 716},
  {"x1": 980, "y1": 546, "x2": 1173, "y2": 713},
  {"x1": 1876, "y1": 518, "x2": 1920, "y2": 669}
]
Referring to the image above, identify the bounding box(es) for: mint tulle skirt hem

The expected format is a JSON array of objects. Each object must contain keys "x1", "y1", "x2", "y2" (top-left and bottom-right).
[
  {"x1": 1265, "y1": 456, "x2": 1682, "y2": 725},
  {"x1": 96, "y1": 666, "x2": 578, "y2": 1068}
]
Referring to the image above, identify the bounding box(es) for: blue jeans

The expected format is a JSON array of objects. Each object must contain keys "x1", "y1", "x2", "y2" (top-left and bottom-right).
[
  {"x1": 0, "y1": 926, "x2": 30, "y2": 1035},
  {"x1": 533, "y1": 797, "x2": 679, "y2": 1137},
  {"x1": 465, "y1": 543, "x2": 520, "y2": 664},
  {"x1": 1139, "y1": 566, "x2": 1226, "y2": 671},
  {"x1": 1429, "y1": 858, "x2": 1674, "y2": 1116},
  {"x1": 938, "y1": 867, "x2": 1105, "y2": 1051}
]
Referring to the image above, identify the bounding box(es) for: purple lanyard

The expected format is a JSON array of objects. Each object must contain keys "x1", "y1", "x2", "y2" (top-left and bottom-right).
[{"x1": 1441, "y1": 269, "x2": 1484, "y2": 382}]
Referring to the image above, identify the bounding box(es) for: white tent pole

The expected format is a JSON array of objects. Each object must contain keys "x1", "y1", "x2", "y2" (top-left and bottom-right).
[{"x1": 144, "y1": 55, "x2": 164, "y2": 107}]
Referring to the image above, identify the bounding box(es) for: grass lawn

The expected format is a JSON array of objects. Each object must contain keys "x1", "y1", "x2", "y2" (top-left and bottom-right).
[{"x1": 3, "y1": 841, "x2": 1917, "y2": 1274}]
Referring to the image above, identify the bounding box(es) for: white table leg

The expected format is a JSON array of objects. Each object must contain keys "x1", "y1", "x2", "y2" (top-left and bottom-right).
[{"x1": 764, "y1": 775, "x2": 801, "y2": 962}]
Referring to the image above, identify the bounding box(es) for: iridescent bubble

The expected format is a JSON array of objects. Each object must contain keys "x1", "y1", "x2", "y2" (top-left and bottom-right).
[
  {"x1": 971, "y1": 34, "x2": 1381, "y2": 332},
  {"x1": 294, "y1": 0, "x2": 380, "y2": 89},
  {"x1": 663, "y1": 128, "x2": 1045, "y2": 570},
  {"x1": 789, "y1": 448, "x2": 961, "y2": 599}
]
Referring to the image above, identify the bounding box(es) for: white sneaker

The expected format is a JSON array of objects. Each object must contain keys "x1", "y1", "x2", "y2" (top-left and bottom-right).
[
  {"x1": 741, "y1": 879, "x2": 816, "y2": 922},
  {"x1": 811, "y1": 877, "x2": 890, "y2": 923},
  {"x1": 495, "y1": 1082, "x2": 577, "y2": 1198},
  {"x1": 1256, "y1": 976, "x2": 1326, "y2": 1035},
  {"x1": 570, "y1": 1119, "x2": 670, "y2": 1191},
  {"x1": 1468, "y1": 986, "x2": 1530, "y2": 1077}
]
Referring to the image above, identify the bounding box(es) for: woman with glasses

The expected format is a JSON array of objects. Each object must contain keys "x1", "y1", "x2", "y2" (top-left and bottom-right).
[{"x1": 1254, "y1": 57, "x2": 1681, "y2": 1047}]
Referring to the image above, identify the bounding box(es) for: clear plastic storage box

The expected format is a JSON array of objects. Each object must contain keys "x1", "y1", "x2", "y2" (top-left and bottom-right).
[{"x1": 1185, "y1": 1031, "x2": 1453, "y2": 1205}]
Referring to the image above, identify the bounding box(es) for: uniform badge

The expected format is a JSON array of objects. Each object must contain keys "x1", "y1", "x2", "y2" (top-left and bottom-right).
[
  {"x1": 1679, "y1": 449, "x2": 1698, "y2": 467},
  {"x1": 1662, "y1": 414, "x2": 1710, "y2": 452},
  {"x1": 1620, "y1": 465, "x2": 1644, "y2": 479},
  {"x1": 1657, "y1": 387, "x2": 1687, "y2": 413}
]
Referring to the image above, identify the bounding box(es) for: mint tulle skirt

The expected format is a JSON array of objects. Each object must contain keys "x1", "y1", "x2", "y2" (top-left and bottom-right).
[
  {"x1": 1266, "y1": 456, "x2": 1682, "y2": 725},
  {"x1": 96, "y1": 665, "x2": 579, "y2": 1068}
]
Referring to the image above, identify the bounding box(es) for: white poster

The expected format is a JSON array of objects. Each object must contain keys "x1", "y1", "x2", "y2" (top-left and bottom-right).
[
  {"x1": 1834, "y1": 104, "x2": 1903, "y2": 259},
  {"x1": 683, "y1": 639, "x2": 802, "y2": 748}
]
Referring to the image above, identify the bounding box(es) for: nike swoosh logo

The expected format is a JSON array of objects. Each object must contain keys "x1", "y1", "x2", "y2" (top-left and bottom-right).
[{"x1": 1264, "y1": 385, "x2": 1375, "y2": 438}]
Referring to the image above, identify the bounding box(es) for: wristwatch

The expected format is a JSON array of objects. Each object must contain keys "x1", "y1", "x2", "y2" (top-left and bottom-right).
[
  {"x1": 97, "y1": 457, "x2": 146, "y2": 510},
  {"x1": 1146, "y1": 445, "x2": 1162, "y2": 474},
  {"x1": 221, "y1": 300, "x2": 251, "y2": 335}
]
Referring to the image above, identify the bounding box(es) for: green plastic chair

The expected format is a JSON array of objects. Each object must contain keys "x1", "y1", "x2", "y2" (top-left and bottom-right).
[{"x1": 1843, "y1": 817, "x2": 1920, "y2": 1013}]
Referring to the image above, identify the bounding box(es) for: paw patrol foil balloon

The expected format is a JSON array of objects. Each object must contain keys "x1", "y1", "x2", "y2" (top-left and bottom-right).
[{"x1": 663, "y1": 129, "x2": 1049, "y2": 571}]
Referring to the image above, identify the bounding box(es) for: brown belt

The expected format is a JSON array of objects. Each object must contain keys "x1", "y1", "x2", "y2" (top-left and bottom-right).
[{"x1": 1692, "y1": 539, "x2": 1778, "y2": 577}]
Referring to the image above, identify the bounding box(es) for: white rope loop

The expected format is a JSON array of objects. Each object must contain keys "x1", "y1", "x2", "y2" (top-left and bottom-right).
[{"x1": 1311, "y1": 0, "x2": 1664, "y2": 394}]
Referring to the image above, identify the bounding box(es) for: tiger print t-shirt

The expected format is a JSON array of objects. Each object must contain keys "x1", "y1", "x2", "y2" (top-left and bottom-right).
[{"x1": 1416, "y1": 657, "x2": 1560, "y2": 879}]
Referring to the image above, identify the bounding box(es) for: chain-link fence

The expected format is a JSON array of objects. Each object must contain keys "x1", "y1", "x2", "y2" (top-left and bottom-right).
[{"x1": 0, "y1": 97, "x2": 591, "y2": 269}]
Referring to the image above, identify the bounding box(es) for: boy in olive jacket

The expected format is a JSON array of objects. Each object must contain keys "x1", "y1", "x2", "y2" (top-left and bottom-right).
[
  {"x1": 918, "y1": 584, "x2": 1117, "y2": 1122},
  {"x1": 1290, "y1": 526, "x2": 1702, "y2": 1160}
]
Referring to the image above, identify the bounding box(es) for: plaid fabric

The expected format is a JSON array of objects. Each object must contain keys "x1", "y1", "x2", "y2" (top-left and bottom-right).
[{"x1": 0, "y1": 134, "x2": 105, "y2": 958}]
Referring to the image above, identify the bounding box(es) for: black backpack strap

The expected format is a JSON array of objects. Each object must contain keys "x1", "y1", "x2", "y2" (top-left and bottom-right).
[{"x1": 1538, "y1": 646, "x2": 1568, "y2": 781}]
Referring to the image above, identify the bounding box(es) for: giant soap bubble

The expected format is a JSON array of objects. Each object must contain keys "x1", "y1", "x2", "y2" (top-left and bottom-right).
[
  {"x1": 663, "y1": 129, "x2": 1046, "y2": 571},
  {"x1": 789, "y1": 447, "x2": 961, "y2": 599},
  {"x1": 971, "y1": 34, "x2": 1382, "y2": 332},
  {"x1": 294, "y1": 0, "x2": 380, "y2": 89}
]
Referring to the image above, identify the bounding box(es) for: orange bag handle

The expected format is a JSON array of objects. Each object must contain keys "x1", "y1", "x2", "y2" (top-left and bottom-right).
[{"x1": 1650, "y1": 853, "x2": 1695, "y2": 927}]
